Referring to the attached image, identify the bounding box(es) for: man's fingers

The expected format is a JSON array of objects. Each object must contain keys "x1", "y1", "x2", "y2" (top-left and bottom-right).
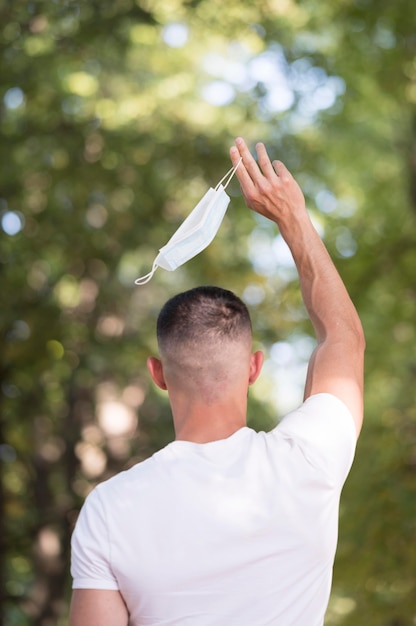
[
  {"x1": 232, "y1": 138, "x2": 279, "y2": 185},
  {"x1": 230, "y1": 139, "x2": 294, "y2": 215},
  {"x1": 272, "y1": 160, "x2": 290, "y2": 179},
  {"x1": 229, "y1": 139, "x2": 257, "y2": 193},
  {"x1": 229, "y1": 145, "x2": 243, "y2": 169},
  {"x1": 256, "y1": 142, "x2": 275, "y2": 178},
  {"x1": 234, "y1": 137, "x2": 262, "y2": 180}
]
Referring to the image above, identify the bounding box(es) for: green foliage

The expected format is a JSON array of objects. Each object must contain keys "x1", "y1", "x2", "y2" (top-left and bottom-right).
[{"x1": 1, "y1": 0, "x2": 416, "y2": 624}]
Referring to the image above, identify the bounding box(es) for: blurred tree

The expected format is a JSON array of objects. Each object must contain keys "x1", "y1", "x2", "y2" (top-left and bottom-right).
[{"x1": 0, "y1": 0, "x2": 415, "y2": 624}]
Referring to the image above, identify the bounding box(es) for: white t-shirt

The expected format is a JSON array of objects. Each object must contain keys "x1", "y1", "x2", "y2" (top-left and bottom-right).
[{"x1": 71, "y1": 393, "x2": 356, "y2": 626}]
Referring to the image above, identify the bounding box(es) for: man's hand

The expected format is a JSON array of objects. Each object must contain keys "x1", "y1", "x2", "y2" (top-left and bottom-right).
[{"x1": 230, "y1": 138, "x2": 306, "y2": 237}]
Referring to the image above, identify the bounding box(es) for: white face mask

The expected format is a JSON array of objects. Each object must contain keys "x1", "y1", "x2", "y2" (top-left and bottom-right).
[{"x1": 134, "y1": 158, "x2": 242, "y2": 285}]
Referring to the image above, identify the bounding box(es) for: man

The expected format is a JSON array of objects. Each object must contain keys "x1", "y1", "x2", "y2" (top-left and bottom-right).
[{"x1": 69, "y1": 137, "x2": 365, "y2": 625}]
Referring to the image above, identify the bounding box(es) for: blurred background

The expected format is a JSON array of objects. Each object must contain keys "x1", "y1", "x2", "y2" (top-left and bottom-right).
[{"x1": 1, "y1": 0, "x2": 416, "y2": 624}]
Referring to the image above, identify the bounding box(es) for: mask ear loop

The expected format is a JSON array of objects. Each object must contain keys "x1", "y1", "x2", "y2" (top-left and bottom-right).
[
  {"x1": 215, "y1": 157, "x2": 242, "y2": 191},
  {"x1": 134, "y1": 259, "x2": 159, "y2": 285}
]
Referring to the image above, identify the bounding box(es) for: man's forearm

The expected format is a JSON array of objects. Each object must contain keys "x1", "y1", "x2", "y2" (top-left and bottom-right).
[{"x1": 278, "y1": 212, "x2": 363, "y2": 346}]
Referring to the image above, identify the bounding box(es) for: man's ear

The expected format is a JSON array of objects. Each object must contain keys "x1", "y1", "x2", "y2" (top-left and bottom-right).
[
  {"x1": 147, "y1": 356, "x2": 168, "y2": 390},
  {"x1": 248, "y1": 350, "x2": 264, "y2": 385}
]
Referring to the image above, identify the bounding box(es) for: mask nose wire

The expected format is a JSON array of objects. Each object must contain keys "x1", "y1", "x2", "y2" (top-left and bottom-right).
[{"x1": 215, "y1": 157, "x2": 242, "y2": 192}]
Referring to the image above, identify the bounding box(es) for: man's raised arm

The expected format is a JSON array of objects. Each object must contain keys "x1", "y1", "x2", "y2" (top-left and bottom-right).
[{"x1": 230, "y1": 137, "x2": 365, "y2": 437}]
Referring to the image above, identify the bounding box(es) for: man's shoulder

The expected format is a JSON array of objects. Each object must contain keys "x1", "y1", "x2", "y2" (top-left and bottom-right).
[
  {"x1": 95, "y1": 444, "x2": 173, "y2": 495},
  {"x1": 276, "y1": 393, "x2": 355, "y2": 430},
  {"x1": 270, "y1": 393, "x2": 357, "y2": 483}
]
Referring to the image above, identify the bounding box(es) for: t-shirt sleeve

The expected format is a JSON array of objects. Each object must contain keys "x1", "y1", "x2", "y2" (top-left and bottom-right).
[
  {"x1": 275, "y1": 393, "x2": 357, "y2": 486},
  {"x1": 71, "y1": 486, "x2": 119, "y2": 590}
]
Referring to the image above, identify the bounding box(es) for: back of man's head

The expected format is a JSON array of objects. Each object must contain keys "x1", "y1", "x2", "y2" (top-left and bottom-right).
[
  {"x1": 157, "y1": 286, "x2": 252, "y2": 354},
  {"x1": 156, "y1": 287, "x2": 253, "y2": 398}
]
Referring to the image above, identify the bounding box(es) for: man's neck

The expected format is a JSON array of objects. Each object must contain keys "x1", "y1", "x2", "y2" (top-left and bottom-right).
[
  {"x1": 174, "y1": 419, "x2": 246, "y2": 443},
  {"x1": 172, "y1": 396, "x2": 247, "y2": 444}
]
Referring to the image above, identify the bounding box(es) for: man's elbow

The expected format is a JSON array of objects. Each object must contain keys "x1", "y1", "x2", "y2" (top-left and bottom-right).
[
  {"x1": 327, "y1": 318, "x2": 365, "y2": 357},
  {"x1": 354, "y1": 318, "x2": 366, "y2": 354}
]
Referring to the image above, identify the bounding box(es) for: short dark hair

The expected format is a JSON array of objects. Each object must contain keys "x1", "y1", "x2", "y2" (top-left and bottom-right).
[{"x1": 157, "y1": 286, "x2": 252, "y2": 352}]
